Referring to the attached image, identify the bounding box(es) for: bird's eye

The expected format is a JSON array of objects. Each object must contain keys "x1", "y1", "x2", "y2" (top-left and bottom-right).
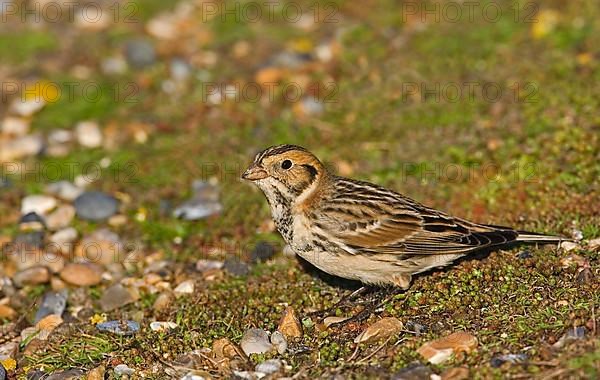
[{"x1": 281, "y1": 159, "x2": 293, "y2": 170}]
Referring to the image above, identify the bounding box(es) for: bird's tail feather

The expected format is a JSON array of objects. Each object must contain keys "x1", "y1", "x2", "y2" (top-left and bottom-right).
[{"x1": 515, "y1": 230, "x2": 569, "y2": 244}]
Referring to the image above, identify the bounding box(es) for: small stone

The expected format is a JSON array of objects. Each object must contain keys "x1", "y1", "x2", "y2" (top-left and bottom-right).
[
  {"x1": 293, "y1": 97, "x2": 324, "y2": 118},
  {"x1": 278, "y1": 307, "x2": 303, "y2": 338},
  {"x1": 392, "y1": 363, "x2": 433, "y2": 380},
  {"x1": 47, "y1": 129, "x2": 73, "y2": 145},
  {"x1": 559, "y1": 241, "x2": 579, "y2": 252},
  {"x1": 34, "y1": 290, "x2": 68, "y2": 323},
  {"x1": 576, "y1": 267, "x2": 594, "y2": 283},
  {"x1": 323, "y1": 316, "x2": 351, "y2": 327},
  {"x1": 405, "y1": 321, "x2": 428, "y2": 335},
  {"x1": 75, "y1": 121, "x2": 102, "y2": 148},
  {"x1": 45, "y1": 369, "x2": 84, "y2": 380},
  {"x1": 588, "y1": 238, "x2": 600, "y2": 250},
  {"x1": 561, "y1": 254, "x2": 587, "y2": 268},
  {"x1": 173, "y1": 181, "x2": 222, "y2": 220},
  {"x1": 516, "y1": 250, "x2": 532, "y2": 259},
  {"x1": 13, "y1": 231, "x2": 44, "y2": 248},
  {"x1": 417, "y1": 332, "x2": 478, "y2": 364},
  {"x1": 59, "y1": 263, "x2": 102, "y2": 286},
  {"x1": 97, "y1": 320, "x2": 140, "y2": 336},
  {"x1": 108, "y1": 214, "x2": 127, "y2": 227},
  {"x1": 174, "y1": 280, "x2": 195, "y2": 295},
  {"x1": 0, "y1": 305, "x2": 16, "y2": 320},
  {"x1": 19, "y1": 212, "x2": 46, "y2": 231},
  {"x1": 99, "y1": 284, "x2": 139, "y2": 311},
  {"x1": 249, "y1": 241, "x2": 276, "y2": 263},
  {"x1": 35, "y1": 314, "x2": 63, "y2": 340},
  {"x1": 0, "y1": 341, "x2": 18, "y2": 360},
  {"x1": 9, "y1": 98, "x2": 45, "y2": 117},
  {"x1": 490, "y1": 353, "x2": 528, "y2": 368},
  {"x1": 21, "y1": 195, "x2": 57, "y2": 215},
  {"x1": 0, "y1": 134, "x2": 44, "y2": 161},
  {"x1": 77, "y1": 228, "x2": 124, "y2": 265},
  {"x1": 45, "y1": 205, "x2": 76, "y2": 231},
  {"x1": 180, "y1": 373, "x2": 206, "y2": 380},
  {"x1": 101, "y1": 56, "x2": 128, "y2": 75},
  {"x1": 195, "y1": 259, "x2": 223, "y2": 272},
  {"x1": 240, "y1": 328, "x2": 273, "y2": 355},
  {"x1": 86, "y1": 365, "x2": 105, "y2": 380},
  {"x1": 270, "y1": 331, "x2": 287, "y2": 354},
  {"x1": 354, "y1": 317, "x2": 404, "y2": 344},
  {"x1": 553, "y1": 326, "x2": 586, "y2": 348},
  {"x1": 255, "y1": 359, "x2": 282, "y2": 375},
  {"x1": 74, "y1": 191, "x2": 119, "y2": 221},
  {"x1": 1, "y1": 116, "x2": 30, "y2": 136},
  {"x1": 150, "y1": 321, "x2": 177, "y2": 332},
  {"x1": 223, "y1": 258, "x2": 250, "y2": 277},
  {"x1": 153, "y1": 292, "x2": 173, "y2": 311},
  {"x1": 49, "y1": 227, "x2": 78, "y2": 246},
  {"x1": 14, "y1": 266, "x2": 50, "y2": 287},
  {"x1": 125, "y1": 39, "x2": 156, "y2": 68},
  {"x1": 45, "y1": 181, "x2": 83, "y2": 202},
  {"x1": 213, "y1": 338, "x2": 246, "y2": 360},
  {"x1": 114, "y1": 364, "x2": 135, "y2": 376},
  {"x1": 441, "y1": 367, "x2": 470, "y2": 380}
]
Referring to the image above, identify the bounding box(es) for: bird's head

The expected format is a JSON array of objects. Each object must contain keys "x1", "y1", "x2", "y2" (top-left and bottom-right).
[{"x1": 242, "y1": 145, "x2": 327, "y2": 204}]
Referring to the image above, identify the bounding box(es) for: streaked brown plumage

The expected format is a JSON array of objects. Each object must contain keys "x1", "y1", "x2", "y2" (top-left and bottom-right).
[{"x1": 242, "y1": 144, "x2": 567, "y2": 288}]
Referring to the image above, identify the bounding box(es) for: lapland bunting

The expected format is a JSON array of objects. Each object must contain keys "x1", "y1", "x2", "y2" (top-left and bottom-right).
[{"x1": 242, "y1": 144, "x2": 565, "y2": 288}]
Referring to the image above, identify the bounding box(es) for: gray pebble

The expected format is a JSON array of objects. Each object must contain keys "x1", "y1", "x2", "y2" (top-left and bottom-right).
[
  {"x1": 125, "y1": 39, "x2": 156, "y2": 68},
  {"x1": 74, "y1": 191, "x2": 119, "y2": 221},
  {"x1": 240, "y1": 328, "x2": 272, "y2": 355},
  {"x1": 256, "y1": 359, "x2": 283, "y2": 374},
  {"x1": 97, "y1": 320, "x2": 140, "y2": 336},
  {"x1": 35, "y1": 290, "x2": 68, "y2": 323}
]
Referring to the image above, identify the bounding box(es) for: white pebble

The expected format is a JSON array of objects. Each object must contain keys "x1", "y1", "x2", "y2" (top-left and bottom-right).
[{"x1": 21, "y1": 195, "x2": 57, "y2": 215}]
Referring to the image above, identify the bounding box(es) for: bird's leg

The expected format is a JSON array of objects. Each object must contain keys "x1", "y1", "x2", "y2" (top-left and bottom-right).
[
  {"x1": 336, "y1": 287, "x2": 402, "y2": 325},
  {"x1": 310, "y1": 286, "x2": 373, "y2": 319}
]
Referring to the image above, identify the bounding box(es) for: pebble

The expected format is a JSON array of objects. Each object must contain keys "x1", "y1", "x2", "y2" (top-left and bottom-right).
[
  {"x1": 417, "y1": 332, "x2": 478, "y2": 364},
  {"x1": 0, "y1": 134, "x2": 44, "y2": 161},
  {"x1": 49, "y1": 227, "x2": 78, "y2": 246},
  {"x1": 270, "y1": 331, "x2": 288, "y2": 354},
  {"x1": 34, "y1": 290, "x2": 68, "y2": 323},
  {"x1": 77, "y1": 228, "x2": 124, "y2": 265},
  {"x1": 278, "y1": 307, "x2": 303, "y2": 338},
  {"x1": 125, "y1": 39, "x2": 157, "y2": 68},
  {"x1": 0, "y1": 305, "x2": 16, "y2": 320},
  {"x1": 45, "y1": 369, "x2": 84, "y2": 380},
  {"x1": 0, "y1": 341, "x2": 18, "y2": 360},
  {"x1": 47, "y1": 129, "x2": 73, "y2": 145},
  {"x1": 223, "y1": 257, "x2": 250, "y2": 277},
  {"x1": 1, "y1": 116, "x2": 30, "y2": 136},
  {"x1": 180, "y1": 373, "x2": 206, "y2": 380},
  {"x1": 588, "y1": 238, "x2": 600, "y2": 250},
  {"x1": 391, "y1": 363, "x2": 433, "y2": 380},
  {"x1": 354, "y1": 317, "x2": 404, "y2": 344},
  {"x1": 9, "y1": 98, "x2": 45, "y2": 117},
  {"x1": 170, "y1": 58, "x2": 192, "y2": 81},
  {"x1": 21, "y1": 195, "x2": 57, "y2": 215},
  {"x1": 45, "y1": 181, "x2": 83, "y2": 202},
  {"x1": 35, "y1": 314, "x2": 64, "y2": 340},
  {"x1": 173, "y1": 181, "x2": 222, "y2": 220},
  {"x1": 101, "y1": 56, "x2": 128, "y2": 75},
  {"x1": 256, "y1": 359, "x2": 283, "y2": 374},
  {"x1": 86, "y1": 366, "x2": 105, "y2": 380},
  {"x1": 153, "y1": 292, "x2": 174, "y2": 311},
  {"x1": 59, "y1": 263, "x2": 102, "y2": 286},
  {"x1": 150, "y1": 321, "x2": 178, "y2": 332},
  {"x1": 553, "y1": 326, "x2": 586, "y2": 348},
  {"x1": 490, "y1": 353, "x2": 528, "y2": 368},
  {"x1": 45, "y1": 205, "x2": 76, "y2": 230},
  {"x1": 195, "y1": 259, "x2": 223, "y2": 272},
  {"x1": 19, "y1": 212, "x2": 46, "y2": 231},
  {"x1": 323, "y1": 316, "x2": 351, "y2": 327},
  {"x1": 100, "y1": 284, "x2": 139, "y2": 311},
  {"x1": 97, "y1": 320, "x2": 140, "y2": 336},
  {"x1": 405, "y1": 321, "x2": 428, "y2": 335},
  {"x1": 13, "y1": 266, "x2": 50, "y2": 287},
  {"x1": 240, "y1": 328, "x2": 273, "y2": 355},
  {"x1": 212, "y1": 338, "x2": 246, "y2": 360},
  {"x1": 516, "y1": 250, "x2": 533, "y2": 259},
  {"x1": 174, "y1": 279, "x2": 195, "y2": 295},
  {"x1": 440, "y1": 367, "x2": 470, "y2": 380},
  {"x1": 0, "y1": 361, "x2": 5, "y2": 380},
  {"x1": 559, "y1": 241, "x2": 579, "y2": 252},
  {"x1": 74, "y1": 191, "x2": 119, "y2": 221},
  {"x1": 13, "y1": 231, "x2": 44, "y2": 248},
  {"x1": 75, "y1": 121, "x2": 103, "y2": 148},
  {"x1": 249, "y1": 241, "x2": 276, "y2": 263},
  {"x1": 114, "y1": 364, "x2": 135, "y2": 376}
]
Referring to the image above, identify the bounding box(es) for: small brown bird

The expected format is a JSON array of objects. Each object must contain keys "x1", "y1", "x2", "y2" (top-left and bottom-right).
[{"x1": 242, "y1": 145, "x2": 566, "y2": 288}]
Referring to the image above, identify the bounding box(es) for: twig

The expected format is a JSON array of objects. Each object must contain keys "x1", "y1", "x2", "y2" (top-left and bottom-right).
[{"x1": 356, "y1": 335, "x2": 396, "y2": 364}]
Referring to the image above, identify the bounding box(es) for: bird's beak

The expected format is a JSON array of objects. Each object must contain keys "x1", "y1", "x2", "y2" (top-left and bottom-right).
[{"x1": 242, "y1": 164, "x2": 268, "y2": 181}]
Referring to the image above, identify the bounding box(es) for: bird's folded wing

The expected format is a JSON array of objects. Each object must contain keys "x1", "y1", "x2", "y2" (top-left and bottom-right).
[{"x1": 317, "y1": 200, "x2": 516, "y2": 256}]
